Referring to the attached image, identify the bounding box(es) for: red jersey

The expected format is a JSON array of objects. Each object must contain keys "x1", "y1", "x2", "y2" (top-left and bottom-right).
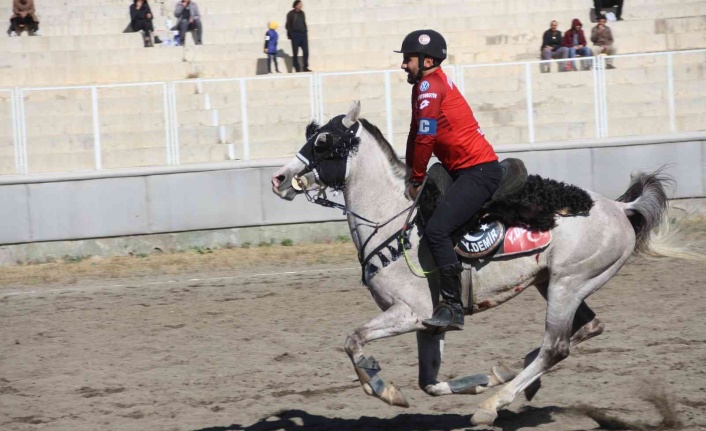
[{"x1": 405, "y1": 67, "x2": 498, "y2": 183}]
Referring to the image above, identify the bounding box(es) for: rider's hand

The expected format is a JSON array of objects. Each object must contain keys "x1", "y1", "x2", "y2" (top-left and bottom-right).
[{"x1": 405, "y1": 184, "x2": 421, "y2": 201}]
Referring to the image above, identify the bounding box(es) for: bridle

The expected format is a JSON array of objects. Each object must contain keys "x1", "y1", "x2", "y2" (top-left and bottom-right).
[{"x1": 292, "y1": 118, "x2": 421, "y2": 278}]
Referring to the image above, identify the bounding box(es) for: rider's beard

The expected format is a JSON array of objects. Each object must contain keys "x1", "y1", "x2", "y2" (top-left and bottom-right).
[{"x1": 405, "y1": 69, "x2": 416, "y2": 84}]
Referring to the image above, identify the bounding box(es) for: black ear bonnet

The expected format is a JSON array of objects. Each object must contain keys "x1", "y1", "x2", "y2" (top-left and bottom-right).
[{"x1": 296, "y1": 114, "x2": 361, "y2": 191}]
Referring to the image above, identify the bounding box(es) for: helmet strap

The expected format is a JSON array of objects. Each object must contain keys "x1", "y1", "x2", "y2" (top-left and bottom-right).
[{"x1": 415, "y1": 53, "x2": 427, "y2": 83}]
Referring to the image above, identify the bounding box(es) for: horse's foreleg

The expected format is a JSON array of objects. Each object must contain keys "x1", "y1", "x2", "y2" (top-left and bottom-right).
[{"x1": 344, "y1": 302, "x2": 424, "y2": 407}]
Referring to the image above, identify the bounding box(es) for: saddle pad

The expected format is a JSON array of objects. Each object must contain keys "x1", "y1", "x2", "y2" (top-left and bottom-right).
[
  {"x1": 495, "y1": 227, "x2": 552, "y2": 258},
  {"x1": 455, "y1": 221, "x2": 505, "y2": 259},
  {"x1": 455, "y1": 222, "x2": 552, "y2": 260}
]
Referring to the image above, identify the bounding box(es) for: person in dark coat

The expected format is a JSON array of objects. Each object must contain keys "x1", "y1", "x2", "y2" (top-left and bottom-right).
[
  {"x1": 264, "y1": 21, "x2": 281, "y2": 73},
  {"x1": 563, "y1": 18, "x2": 592, "y2": 70},
  {"x1": 130, "y1": 0, "x2": 154, "y2": 47},
  {"x1": 285, "y1": 0, "x2": 311, "y2": 72},
  {"x1": 540, "y1": 20, "x2": 569, "y2": 72}
]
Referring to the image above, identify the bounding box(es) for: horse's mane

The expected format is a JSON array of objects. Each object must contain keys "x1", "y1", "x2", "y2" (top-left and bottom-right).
[{"x1": 359, "y1": 118, "x2": 409, "y2": 181}]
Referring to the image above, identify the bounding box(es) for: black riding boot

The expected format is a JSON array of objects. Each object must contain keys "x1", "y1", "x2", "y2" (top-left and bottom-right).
[{"x1": 423, "y1": 263, "x2": 465, "y2": 332}]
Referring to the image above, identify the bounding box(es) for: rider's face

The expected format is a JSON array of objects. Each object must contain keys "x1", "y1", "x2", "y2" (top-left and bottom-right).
[{"x1": 401, "y1": 54, "x2": 419, "y2": 84}]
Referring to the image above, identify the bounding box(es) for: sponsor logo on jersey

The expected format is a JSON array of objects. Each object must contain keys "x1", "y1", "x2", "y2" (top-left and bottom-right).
[
  {"x1": 417, "y1": 92, "x2": 438, "y2": 100},
  {"x1": 419, "y1": 81, "x2": 430, "y2": 92},
  {"x1": 418, "y1": 118, "x2": 437, "y2": 135},
  {"x1": 419, "y1": 100, "x2": 430, "y2": 110}
]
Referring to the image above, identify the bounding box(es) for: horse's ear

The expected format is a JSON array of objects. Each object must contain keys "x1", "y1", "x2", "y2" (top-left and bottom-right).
[
  {"x1": 342, "y1": 100, "x2": 361, "y2": 128},
  {"x1": 305, "y1": 120, "x2": 319, "y2": 140}
]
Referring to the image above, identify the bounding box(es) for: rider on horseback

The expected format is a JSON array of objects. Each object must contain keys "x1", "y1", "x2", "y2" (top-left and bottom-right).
[{"x1": 397, "y1": 30, "x2": 502, "y2": 332}]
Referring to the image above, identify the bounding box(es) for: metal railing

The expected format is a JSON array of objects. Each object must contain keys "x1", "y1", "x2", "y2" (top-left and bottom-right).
[{"x1": 2, "y1": 49, "x2": 704, "y2": 175}]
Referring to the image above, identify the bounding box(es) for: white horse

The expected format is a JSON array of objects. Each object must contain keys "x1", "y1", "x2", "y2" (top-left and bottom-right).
[{"x1": 271, "y1": 101, "x2": 687, "y2": 426}]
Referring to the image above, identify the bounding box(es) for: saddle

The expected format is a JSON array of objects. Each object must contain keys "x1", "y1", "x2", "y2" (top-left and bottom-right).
[
  {"x1": 420, "y1": 158, "x2": 552, "y2": 262},
  {"x1": 419, "y1": 158, "x2": 594, "y2": 314}
]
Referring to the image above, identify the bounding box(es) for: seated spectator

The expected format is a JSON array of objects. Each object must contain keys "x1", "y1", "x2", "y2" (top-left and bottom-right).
[
  {"x1": 563, "y1": 18, "x2": 592, "y2": 71},
  {"x1": 591, "y1": 15, "x2": 617, "y2": 69},
  {"x1": 174, "y1": 0, "x2": 202, "y2": 46},
  {"x1": 8, "y1": 0, "x2": 39, "y2": 37},
  {"x1": 130, "y1": 0, "x2": 154, "y2": 47},
  {"x1": 540, "y1": 20, "x2": 569, "y2": 72},
  {"x1": 594, "y1": 0, "x2": 624, "y2": 21}
]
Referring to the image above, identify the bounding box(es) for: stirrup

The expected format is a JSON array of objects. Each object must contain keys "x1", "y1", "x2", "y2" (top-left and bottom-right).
[{"x1": 422, "y1": 303, "x2": 464, "y2": 332}]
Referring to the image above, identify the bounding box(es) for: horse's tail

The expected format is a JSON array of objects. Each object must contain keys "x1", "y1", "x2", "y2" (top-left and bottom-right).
[{"x1": 617, "y1": 169, "x2": 699, "y2": 259}]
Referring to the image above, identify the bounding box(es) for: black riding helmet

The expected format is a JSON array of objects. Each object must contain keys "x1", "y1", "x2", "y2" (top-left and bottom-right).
[{"x1": 395, "y1": 29, "x2": 447, "y2": 83}]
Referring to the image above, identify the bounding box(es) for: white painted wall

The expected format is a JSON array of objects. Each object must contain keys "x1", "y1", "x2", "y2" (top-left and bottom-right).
[{"x1": 0, "y1": 133, "x2": 703, "y2": 245}]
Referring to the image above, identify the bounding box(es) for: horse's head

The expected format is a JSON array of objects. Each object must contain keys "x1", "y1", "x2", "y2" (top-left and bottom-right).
[{"x1": 272, "y1": 101, "x2": 362, "y2": 200}]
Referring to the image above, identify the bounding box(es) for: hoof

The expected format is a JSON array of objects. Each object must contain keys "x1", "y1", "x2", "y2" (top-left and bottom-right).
[
  {"x1": 471, "y1": 408, "x2": 498, "y2": 426},
  {"x1": 380, "y1": 384, "x2": 410, "y2": 408}
]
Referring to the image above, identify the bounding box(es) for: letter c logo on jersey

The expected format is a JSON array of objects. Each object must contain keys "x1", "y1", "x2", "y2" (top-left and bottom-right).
[
  {"x1": 418, "y1": 118, "x2": 437, "y2": 135},
  {"x1": 419, "y1": 81, "x2": 430, "y2": 92}
]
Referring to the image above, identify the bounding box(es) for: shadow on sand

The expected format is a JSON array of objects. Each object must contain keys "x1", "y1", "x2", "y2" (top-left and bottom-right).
[{"x1": 194, "y1": 406, "x2": 570, "y2": 431}]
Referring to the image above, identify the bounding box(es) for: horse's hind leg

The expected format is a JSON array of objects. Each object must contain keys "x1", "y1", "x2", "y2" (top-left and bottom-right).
[
  {"x1": 524, "y1": 289, "x2": 605, "y2": 400},
  {"x1": 417, "y1": 331, "x2": 517, "y2": 397},
  {"x1": 344, "y1": 302, "x2": 424, "y2": 407},
  {"x1": 471, "y1": 264, "x2": 622, "y2": 426}
]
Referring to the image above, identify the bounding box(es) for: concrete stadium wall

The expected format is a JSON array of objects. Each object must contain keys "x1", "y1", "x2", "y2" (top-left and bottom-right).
[{"x1": 0, "y1": 132, "x2": 704, "y2": 246}]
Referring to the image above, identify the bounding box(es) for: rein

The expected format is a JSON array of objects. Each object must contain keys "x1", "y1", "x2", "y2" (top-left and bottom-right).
[
  {"x1": 295, "y1": 118, "x2": 430, "y2": 285},
  {"x1": 302, "y1": 187, "x2": 414, "y2": 265}
]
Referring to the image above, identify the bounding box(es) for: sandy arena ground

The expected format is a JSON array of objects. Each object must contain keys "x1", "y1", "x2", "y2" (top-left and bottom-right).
[{"x1": 1, "y1": 227, "x2": 705, "y2": 431}]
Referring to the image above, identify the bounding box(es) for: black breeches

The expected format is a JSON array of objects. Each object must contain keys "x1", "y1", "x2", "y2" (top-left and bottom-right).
[{"x1": 425, "y1": 161, "x2": 503, "y2": 268}]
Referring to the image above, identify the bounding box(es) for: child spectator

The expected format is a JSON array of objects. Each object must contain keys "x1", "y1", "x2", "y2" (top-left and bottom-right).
[
  {"x1": 174, "y1": 0, "x2": 202, "y2": 46},
  {"x1": 130, "y1": 0, "x2": 154, "y2": 47},
  {"x1": 8, "y1": 0, "x2": 39, "y2": 36},
  {"x1": 540, "y1": 20, "x2": 569, "y2": 72},
  {"x1": 264, "y1": 21, "x2": 281, "y2": 73},
  {"x1": 591, "y1": 15, "x2": 617, "y2": 69},
  {"x1": 563, "y1": 18, "x2": 592, "y2": 71}
]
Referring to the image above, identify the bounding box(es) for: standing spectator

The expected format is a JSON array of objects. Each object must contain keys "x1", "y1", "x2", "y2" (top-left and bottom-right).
[
  {"x1": 594, "y1": 0, "x2": 624, "y2": 21},
  {"x1": 591, "y1": 15, "x2": 617, "y2": 69},
  {"x1": 286, "y1": 0, "x2": 311, "y2": 72},
  {"x1": 174, "y1": 0, "x2": 202, "y2": 46},
  {"x1": 130, "y1": 0, "x2": 154, "y2": 47},
  {"x1": 540, "y1": 20, "x2": 569, "y2": 72},
  {"x1": 264, "y1": 21, "x2": 281, "y2": 73},
  {"x1": 563, "y1": 18, "x2": 592, "y2": 71},
  {"x1": 8, "y1": 0, "x2": 39, "y2": 36}
]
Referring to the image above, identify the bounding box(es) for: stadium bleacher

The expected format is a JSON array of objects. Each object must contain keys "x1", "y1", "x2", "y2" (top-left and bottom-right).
[{"x1": 0, "y1": 0, "x2": 704, "y2": 174}]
